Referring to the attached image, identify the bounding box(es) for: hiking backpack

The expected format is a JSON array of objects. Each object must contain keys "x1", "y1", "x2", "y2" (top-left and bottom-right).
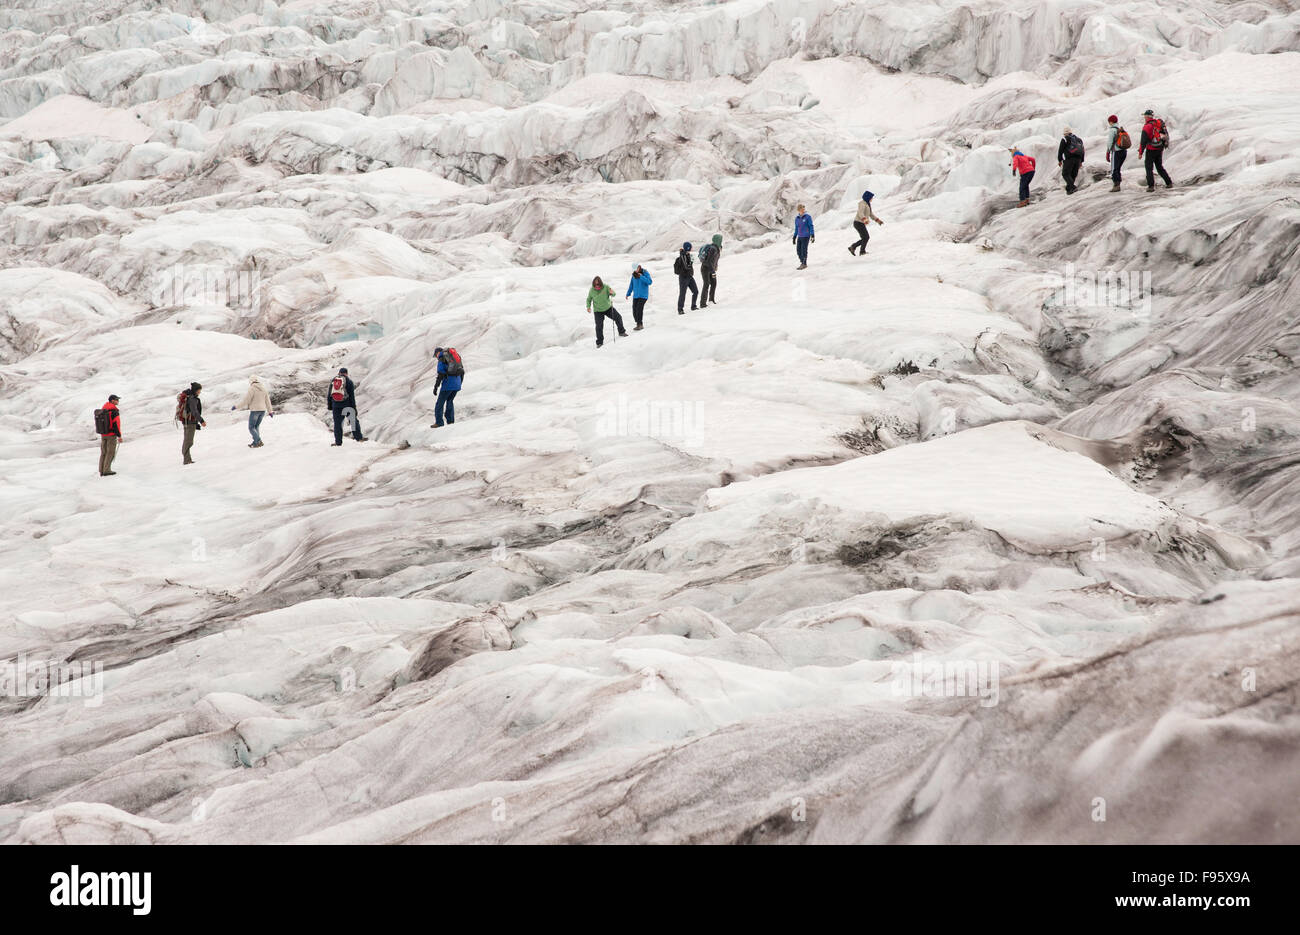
[
  {"x1": 330, "y1": 376, "x2": 347, "y2": 402},
  {"x1": 699, "y1": 243, "x2": 718, "y2": 268},
  {"x1": 1156, "y1": 119, "x2": 1170, "y2": 149},
  {"x1": 94, "y1": 408, "x2": 112, "y2": 434},
  {"x1": 174, "y1": 390, "x2": 189, "y2": 423},
  {"x1": 1065, "y1": 135, "x2": 1084, "y2": 158},
  {"x1": 673, "y1": 252, "x2": 690, "y2": 275},
  {"x1": 442, "y1": 348, "x2": 465, "y2": 378},
  {"x1": 1115, "y1": 128, "x2": 1131, "y2": 149}
]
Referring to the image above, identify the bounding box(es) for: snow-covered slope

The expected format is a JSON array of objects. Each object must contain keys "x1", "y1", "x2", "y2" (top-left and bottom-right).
[{"x1": 1, "y1": 0, "x2": 1298, "y2": 844}]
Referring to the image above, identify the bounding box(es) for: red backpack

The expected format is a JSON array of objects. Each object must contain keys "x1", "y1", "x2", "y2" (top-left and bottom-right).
[
  {"x1": 174, "y1": 390, "x2": 189, "y2": 423},
  {"x1": 1147, "y1": 118, "x2": 1169, "y2": 149},
  {"x1": 330, "y1": 375, "x2": 347, "y2": 402}
]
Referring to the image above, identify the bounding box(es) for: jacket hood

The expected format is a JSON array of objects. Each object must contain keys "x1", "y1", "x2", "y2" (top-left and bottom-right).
[{"x1": 711, "y1": 234, "x2": 722, "y2": 246}]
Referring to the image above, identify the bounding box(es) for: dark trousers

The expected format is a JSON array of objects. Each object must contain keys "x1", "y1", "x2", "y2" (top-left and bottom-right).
[
  {"x1": 676, "y1": 274, "x2": 697, "y2": 311},
  {"x1": 631, "y1": 297, "x2": 647, "y2": 326},
  {"x1": 1062, "y1": 156, "x2": 1082, "y2": 192},
  {"x1": 1018, "y1": 170, "x2": 1034, "y2": 200},
  {"x1": 434, "y1": 389, "x2": 458, "y2": 426},
  {"x1": 851, "y1": 220, "x2": 870, "y2": 252},
  {"x1": 333, "y1": 405, "x2": 362, "y2": 443},
  {"x1": 795, "y1": 237, "x2": 809, "y2": 264},
  {"x1": 700, "y1": 268, "x2": 717, "y2": 304},
  {"x1": 1145, "y1": 149, "x2": 1171, "y2": 187},
  {"x1": 182, "y1": 423, "x2": 196, "y2": 463},
  {"x1": 1111, "y1": 149, "x2": 1126, "y2": 183},
  {"x1": 99, "y1": 435, "x2": 118, "y2": 474},
  {"x1": 594, "y1": 308, "x2": 625, "y2": 346}
]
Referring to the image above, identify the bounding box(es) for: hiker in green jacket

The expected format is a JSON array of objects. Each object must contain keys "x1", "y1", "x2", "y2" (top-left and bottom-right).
[{"x1": 586, "y1": 276, "x2": 628, "y2": 348}]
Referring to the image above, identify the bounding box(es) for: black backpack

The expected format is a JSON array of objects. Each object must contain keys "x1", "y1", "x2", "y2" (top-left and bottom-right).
[
  {"x1": 673, "y1": 252, "x2": 691, "y2": 275},
  {"x1": 94, "y1": 408, "x2": 112, "y2": 434},
  {"x1": 441, "y1": 348, "x2": 465, "y2": 378},
  {"x1": 1065, "y1": 134, "x2": 1084, "y2": 159}
]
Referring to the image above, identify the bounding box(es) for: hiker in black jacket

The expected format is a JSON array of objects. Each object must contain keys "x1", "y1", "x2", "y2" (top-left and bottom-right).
[
  {"x1": 325, "y1": 367, "x2": 366, "y2": 445},
  {"x1": 699, "y1": 234, "x2": 722, "y2": 307},
  {"x1": 1057, "y1": 127, "x2": 1085, "y2": 194},
  {"x1": 181, "y1": 382, "x2": 205, "y2": 465},
  {"x1": 673, "y1": 242, "x2": 698, "y2": 315}
]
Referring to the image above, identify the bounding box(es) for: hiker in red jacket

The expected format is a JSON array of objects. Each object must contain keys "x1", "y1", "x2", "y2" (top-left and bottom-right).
[
  {"x1": 1139, "y1": 108, "x2": 1173, "y2": 192},
  {"x1": 1009, "y1": 148, "x2": 1036, "y2": 206},
  {"x1": 97, "y1": 394, "x2": 122, "y2": 476}
]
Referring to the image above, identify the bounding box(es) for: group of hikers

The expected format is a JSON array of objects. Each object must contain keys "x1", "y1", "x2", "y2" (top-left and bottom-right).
[
  {"x1": 91, "y1": 107, "x2": 1171, "y2": 468},
  {"x1": 583, "y1": 191, "x2": 887, "y2": 347},
  {"x1": 1010, "y1": 109, "x2": 1174, "y2": 205},
  {"x1": 92, "y1": 347, "x2": 467, "y2": 474}
]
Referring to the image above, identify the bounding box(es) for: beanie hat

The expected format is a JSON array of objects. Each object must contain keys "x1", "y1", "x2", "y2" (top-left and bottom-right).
[
  {"x1": 1107, "y1": 114, "x2": 1118, "y2": 123},
  {"x1": 339, "y1": 367, "x2": 348, "y2": 374},
  {"x1": 683, "y1": 242, "x2": 692, "y2": 250},
  {"x1": 711, "y1": 233, "x2": 722, "y2": 246},
  {"x1": 862, "y1": 190, "x2": 874, "y2": 202},
  {"x1": 433, "y1": 347, "x2": 443, "y2": 356},
  {"x1": 108, "y1": 394, "x2": 120, "y2": 402}
]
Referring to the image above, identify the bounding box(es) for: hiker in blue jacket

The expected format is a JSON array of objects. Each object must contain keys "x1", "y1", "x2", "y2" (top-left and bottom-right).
[
  {"x1": 626, "y1": 265, "x2": 653, "y2": 331},
  {"x1": 792, "y1": 205, "x2": 815, "y2": 269},
  {"x1": 430, "y1": 348, "x2": 463, "y2": 427}
]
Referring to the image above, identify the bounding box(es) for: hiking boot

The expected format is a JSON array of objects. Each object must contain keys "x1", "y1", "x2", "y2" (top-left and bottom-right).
[
  {"x1": 618, "y1": 331, "x2": 628, "y2": 337},
  {"x1": 1016, "y1": 199, "x2": 1029, "y2": 207},
  {"x1": 1147, "y1": 185, "x2": 1155, "y2": 192},
  {"x1": 690, "y1": 305, "x2": 697, "y2": 310},
  {"x1": 699, "y1": 302, "x2": 707, "y2": 308},
  {"x1": 1110, "y1": 183, "x2": 1121, "y2": 191},
  {"x1": 331, "y1": 442, "x2": 343, "y2": 446},
  {"x1": 678, "y1": 311, "x2": 685, "y2": 316},
  {"x1": 797, "y1": 263, "x2": 807, "y2": 270},
  {"x1": 1165, "y1": 181, "x2": 1174, "y2": 188},
  {"x1": 633, "y1": 324, "x2": 644, "y2": 331},
  {"x1": 355, "y1": 437, "x2": 368, "y2": 442},
  {"x1": 102, "y1": 471, "x2": 116, "y2": 476},
  {"x1": 847, "y1": 245, "x2": 856, "y2": 255}
]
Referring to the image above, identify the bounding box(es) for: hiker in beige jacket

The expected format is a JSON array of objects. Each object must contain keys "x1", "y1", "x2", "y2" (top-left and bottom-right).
[
  {"x1": 849, "y1": 191, "x2": 884, "y2": 256},
  {"x1": 233, "y1": 374, "x2": 273, "y2": 448}
]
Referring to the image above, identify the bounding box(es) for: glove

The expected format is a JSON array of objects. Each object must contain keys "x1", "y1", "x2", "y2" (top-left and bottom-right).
[
  {"x1": 230, "y1": 406, "x2": 236, "y2": 411},
  {"x1": 811, "y1": 237, "x2": 815, "y2": 243},
  {"x1": 792, "y1": 235, "x2": 796, "y2": 244},
  {"x1": 269, "y1": 412, "x2": 274, "y2": 418},
  {"x1": 1106, "y1": 152, "x2": 1110, "y2": 162}
]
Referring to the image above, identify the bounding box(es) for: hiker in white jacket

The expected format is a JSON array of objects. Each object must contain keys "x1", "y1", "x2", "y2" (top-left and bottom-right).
[
  {"x1": 233, "y1": 374, "x2": 273, "y2": 448},
  {"x1": 849, "y1": 191, "x2": 884, "y2": 256}
]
